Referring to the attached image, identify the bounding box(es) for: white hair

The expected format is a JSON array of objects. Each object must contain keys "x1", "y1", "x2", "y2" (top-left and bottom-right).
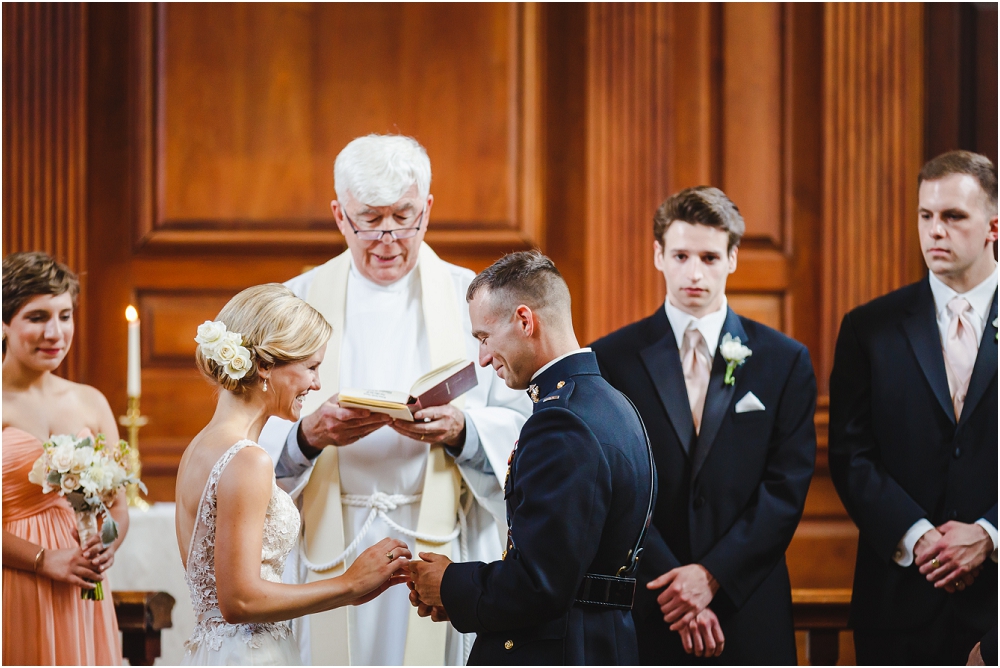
[{"x1": 333, "y1": 134, "x2": 432, "y2": 206}]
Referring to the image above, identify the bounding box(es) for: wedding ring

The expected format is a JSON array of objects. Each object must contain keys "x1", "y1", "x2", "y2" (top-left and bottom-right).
[
  {"x1": 931, "y1": 557, "x2": 940, "y2": 568},
  {"x1": 420, "y1": 434, "x2": 425, "y2": 441},
  {"x1": 955, "y1": 580, "x2": 966, "y2": 591},
  {"x1": 386, "y1": 551, "x2": 395, "y2": 562}
]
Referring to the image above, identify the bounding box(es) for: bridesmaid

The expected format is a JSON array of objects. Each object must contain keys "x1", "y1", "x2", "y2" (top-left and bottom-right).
[{"x1": 2, "y1": 251, "x2": 128, "y2": 665}]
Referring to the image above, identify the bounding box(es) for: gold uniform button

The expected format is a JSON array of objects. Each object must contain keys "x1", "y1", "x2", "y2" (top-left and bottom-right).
[
  {"x1": 504, "y1": 640, "x2": 514, "y2": 650},
  {"x1": 556, "y1": 380, "x2": 566, "y2": 389}
]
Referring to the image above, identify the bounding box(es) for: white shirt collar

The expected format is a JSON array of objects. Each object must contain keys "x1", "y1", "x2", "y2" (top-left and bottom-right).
[
  {"x1": 531, "y1": 348, "x2": 592, "y2": 382},
  {"x1": 664, "y1": 297, "x2": 729, "y2": 357},
  {"x1": 928, "y1": 268, "x2": 998, "y2": 323}
]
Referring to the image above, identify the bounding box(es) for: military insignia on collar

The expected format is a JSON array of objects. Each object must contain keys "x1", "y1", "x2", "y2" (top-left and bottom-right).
[
  {"x1": 528, "y1": 384, "x2": 540, "y2": 403},
  {"x1": 556, "y1": 380, "x2": 566, "y2": 389}
]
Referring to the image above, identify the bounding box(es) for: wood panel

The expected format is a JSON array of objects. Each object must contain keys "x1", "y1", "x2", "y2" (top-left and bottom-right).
[
  {"x1": 2, "y1": 3, "x2": 88, "y2": 381},
  {"x1": 722, "y1": 3, "x2": 784, "y2": 247},
  {"x1": 128, "y1": 2, "x2": 543, "y2": 254},
  {"x1": 820, "y1": 3, "x2": 925, "y2": 390}
]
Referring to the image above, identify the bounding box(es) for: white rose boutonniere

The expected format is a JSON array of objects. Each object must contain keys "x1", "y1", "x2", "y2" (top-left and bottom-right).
[
  {"x1": 719, "y1": 333, "x2": 752, "y2": 386},
  {"x1": 993, "y1": 317, "x2": 997, "y2": 341}
]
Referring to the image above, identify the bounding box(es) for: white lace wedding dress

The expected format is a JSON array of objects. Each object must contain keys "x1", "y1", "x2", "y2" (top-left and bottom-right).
[{"x1": 182, "y1": 441, "x2": 303, "y2": 665}]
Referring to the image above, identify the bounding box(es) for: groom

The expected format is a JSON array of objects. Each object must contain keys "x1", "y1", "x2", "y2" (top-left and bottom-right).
[
  {"x1": 409, "y1": 251, "x2": 655, "y2": 665},
  {"x1": 590, "y1": 186, "x2": 817, "y2": 664}
]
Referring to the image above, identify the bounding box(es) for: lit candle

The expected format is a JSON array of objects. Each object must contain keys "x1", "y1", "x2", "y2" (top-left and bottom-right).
[{"x1": 125, "y1": 305, "x2": 141, "y2": 397}]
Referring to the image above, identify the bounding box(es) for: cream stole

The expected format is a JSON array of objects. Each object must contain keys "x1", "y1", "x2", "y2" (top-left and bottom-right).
[{"x1": 300, "y1": 243, "x2": 465, "y2": 665}]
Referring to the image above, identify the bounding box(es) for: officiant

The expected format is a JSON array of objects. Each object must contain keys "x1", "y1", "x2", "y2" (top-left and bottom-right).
[{"x1": 258, "y1": 134, "x2": 532, "y2": 666}]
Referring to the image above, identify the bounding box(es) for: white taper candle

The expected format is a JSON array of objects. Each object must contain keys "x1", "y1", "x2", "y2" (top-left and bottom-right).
[{"x1": 126, "y1": 305, "x2": 141, "y2": 397}]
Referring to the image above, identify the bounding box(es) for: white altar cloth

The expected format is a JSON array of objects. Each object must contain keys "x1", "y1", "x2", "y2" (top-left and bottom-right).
[{"x1": 106, "y1": 502, "x2": 193, "y2": 665}]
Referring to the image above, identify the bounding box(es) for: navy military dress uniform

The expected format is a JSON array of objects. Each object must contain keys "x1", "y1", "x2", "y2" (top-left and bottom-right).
[{"x1": 440, "y1": 351, "x2": 656, "y2": 665}]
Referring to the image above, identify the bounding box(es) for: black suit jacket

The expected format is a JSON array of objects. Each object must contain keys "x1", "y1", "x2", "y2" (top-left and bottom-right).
[
  {"x1": 828, "y1": 278, "x2": 998, "y2": 631},
  {"x1": 441, "y1": 352, "x2": 654, "y2": 665},
  {"x1": 591, "y1": 306, "x2": 817, "y2": 665}
]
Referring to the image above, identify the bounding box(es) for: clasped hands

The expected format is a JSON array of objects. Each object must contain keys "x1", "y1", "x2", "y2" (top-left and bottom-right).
[
  {"x1": 647, "y1": 564, "x2": 725, "y2": 658},
  {"x1": 913, "y1": 521, "x2": 992, "y2": 593},
  {"x1": 407, "y1": 552, "x2": 452, "y2": 622},
  {"x1": 301, "y1": 395, "x2": 465, "y2": 449}
]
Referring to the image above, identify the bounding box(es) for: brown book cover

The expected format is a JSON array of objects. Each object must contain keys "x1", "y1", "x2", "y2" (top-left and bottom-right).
[{"x1": 339, "y1": 359, "x2": 479, "y2": 421}]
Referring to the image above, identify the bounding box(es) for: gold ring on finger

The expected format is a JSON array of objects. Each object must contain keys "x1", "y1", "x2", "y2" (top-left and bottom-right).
[
  {"x1": 955, "y1": 580, "x2": 965, "y2": 591},
  {"x1": 931, "y1": 557, "x2": 940, "y2": 568},
  {"x1": 386, "y1": 551, "x2": 395, "y2": 562},
  {"x1": 420, "y1": 434, "x2": 425, "y2": 441}
]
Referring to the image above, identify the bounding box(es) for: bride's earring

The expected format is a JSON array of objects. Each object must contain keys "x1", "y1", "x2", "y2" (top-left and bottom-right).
[{"x1": 262, "y1": 378, "x2": 268, "y2": 392}]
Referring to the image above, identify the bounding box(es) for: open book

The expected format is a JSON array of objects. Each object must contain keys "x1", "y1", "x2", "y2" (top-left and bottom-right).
[{"x1": 338, "y1": 358, "x2": 478, "y2": 421}]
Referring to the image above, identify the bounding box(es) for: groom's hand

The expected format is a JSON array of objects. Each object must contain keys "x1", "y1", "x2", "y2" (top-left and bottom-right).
[
  {"x1": 390, "y1": 405, "x2": 466, "y2": 447},
  {"x1": 647, "y1": 564, "x2": 719, "y2": 630},
  {"x1": 408, "y1": 586, "x2": 451, "y2": 622},
  {"x1": 408, "y1": 552, "x2": 452, "y2": 608},
  {"x1": 299, "y1": 395, "x2": 392, "y2": 451}
]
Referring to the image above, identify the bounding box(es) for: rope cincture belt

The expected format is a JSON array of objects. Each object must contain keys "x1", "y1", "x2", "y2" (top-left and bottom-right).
[{"x1": 300, "y1": 491, "x2": 465, "y2": 573}]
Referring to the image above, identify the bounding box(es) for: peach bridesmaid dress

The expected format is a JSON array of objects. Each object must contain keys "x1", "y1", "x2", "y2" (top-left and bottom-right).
[{"x1": 2, "y1": 427, "x2": 121, "y2": 665}]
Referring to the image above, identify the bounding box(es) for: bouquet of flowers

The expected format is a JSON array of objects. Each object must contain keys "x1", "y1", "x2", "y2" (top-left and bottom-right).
[{"x1": 29, "y1": 433, "x2": 144, "y2": 600}]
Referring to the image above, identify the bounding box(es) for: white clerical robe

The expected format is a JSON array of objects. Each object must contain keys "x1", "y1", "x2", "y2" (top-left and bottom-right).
[{"x1": 259, "y1": 253, "x2": 530, "y2": 665}]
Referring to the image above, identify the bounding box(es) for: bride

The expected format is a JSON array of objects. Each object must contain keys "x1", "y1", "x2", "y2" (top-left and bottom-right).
[{"x1": 175, "y1": 284, "x2": 410, "y2": 665}]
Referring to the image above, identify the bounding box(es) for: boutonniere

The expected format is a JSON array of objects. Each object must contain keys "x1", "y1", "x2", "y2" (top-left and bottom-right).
[
  {"x1": 993, "y1": 317, "x2": 998, "y2": 341},
  {"x1": 719, "y1": 333, "x2": 752, "y2": 386}
]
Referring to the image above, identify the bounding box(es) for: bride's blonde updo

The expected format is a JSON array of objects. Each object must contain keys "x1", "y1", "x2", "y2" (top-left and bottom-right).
[{"x1": 195, "y1": 284, "x2": 332, "y2": 394}]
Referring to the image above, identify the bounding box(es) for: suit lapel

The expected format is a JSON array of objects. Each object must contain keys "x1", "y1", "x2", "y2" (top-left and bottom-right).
[
  {"x1": 901, "y1": 279, "x2": 955, "y2": 424},
  {"x1": 959, "y1": 289, "x2": 998, "y2": 424},
  {"x1": 640, "y1": 310, "x2": 696, "y2": 456},
  {"x1": 691, "y1": 308, "x2": 745, "y2": 480}
]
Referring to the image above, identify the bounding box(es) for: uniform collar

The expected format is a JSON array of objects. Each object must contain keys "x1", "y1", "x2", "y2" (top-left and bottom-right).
[
  {"x1": 664, "y1": 297, "x2": 729, "y2": 357},
  {"x1": 528, "y1": 349, "x2": 599, "y2": 402}
]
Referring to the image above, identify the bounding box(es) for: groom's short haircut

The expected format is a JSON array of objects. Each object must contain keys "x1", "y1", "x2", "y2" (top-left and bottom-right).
[
  {"x1": 467, "y1": 250, "x2": 572, "y2": 323},
  {"x1": 654, "y1": 186, "x2": 746, "y2": 252},
  {"x1": 333, "y1": 134, "x2": 432, "y2": 206}
]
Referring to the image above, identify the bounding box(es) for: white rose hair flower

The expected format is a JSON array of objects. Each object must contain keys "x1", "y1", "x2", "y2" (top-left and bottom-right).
[{"x1": 195, "y1": 320, "x2": 254, "y2": 382}]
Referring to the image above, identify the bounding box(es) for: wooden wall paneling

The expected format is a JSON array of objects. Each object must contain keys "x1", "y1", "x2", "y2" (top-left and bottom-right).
[
  {"x1": 584, "y1": 3, "x2": 673, "y2": 344},
  {"x1": 126, "y1": 2, "x2": 542, "y2": 258},
  {"x1": 542, "y1": 3, "x2": 587, "y2": 332},
  {"x1": 2, "y1": 3, "x2": 88, "y2": 381},
  {"x1": 721, "y1": 2, "x2": 784, "y2": 248},
  {"x1": 820, "y1": 2, "x2": 925, "y2": 391}
]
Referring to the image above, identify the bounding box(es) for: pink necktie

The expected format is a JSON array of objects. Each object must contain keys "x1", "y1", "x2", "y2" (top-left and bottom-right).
[
  {"x1": 683, "y1": 327, "x2": 710, "y2": 434},
  {"x1": 943, "y1": 297, "x2": 978, "y2": 419}
]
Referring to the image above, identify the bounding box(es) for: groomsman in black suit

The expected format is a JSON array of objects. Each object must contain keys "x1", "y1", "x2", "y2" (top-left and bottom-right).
[
  {"x1": 829, "y1": 150, "x2": 998, "y2": 665},
  {"x1": 408, "y1": 251, "x2": 655, "y2": 665},
  {"x1": 591, "y1": 187, "x2": 817, "y2": 664}
]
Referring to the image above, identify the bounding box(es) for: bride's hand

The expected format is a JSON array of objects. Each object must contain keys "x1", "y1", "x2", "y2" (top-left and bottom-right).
[{"x1": 345, "y1": 538, "x2": 412, "y2": 606}]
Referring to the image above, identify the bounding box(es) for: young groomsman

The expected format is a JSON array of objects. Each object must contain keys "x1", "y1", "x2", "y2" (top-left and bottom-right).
[
  {"x1": 591, "y1": 187, "x2": 817, "y2": 664},
  {"x1": 829, "y1": 151, "x2": 997, "y2": 665}
]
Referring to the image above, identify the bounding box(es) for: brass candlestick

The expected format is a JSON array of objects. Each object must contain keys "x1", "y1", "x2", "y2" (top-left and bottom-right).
[{"x1": 119, "y1": 396, "x2": 150, "y2": 510}]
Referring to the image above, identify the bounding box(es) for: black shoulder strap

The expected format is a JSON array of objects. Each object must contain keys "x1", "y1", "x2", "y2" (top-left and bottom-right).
[{"x1": 617, "y1": 392, "x2": 655, "y2": 578}]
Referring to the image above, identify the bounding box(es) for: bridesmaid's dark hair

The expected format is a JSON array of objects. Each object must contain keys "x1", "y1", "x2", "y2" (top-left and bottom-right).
[{"x1": 2, "y1": 251, "x2": 80, "y2": 324}]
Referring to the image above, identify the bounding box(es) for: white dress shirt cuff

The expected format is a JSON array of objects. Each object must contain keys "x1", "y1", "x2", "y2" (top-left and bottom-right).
[
  {"x1": 975, "y1": 519, "x2": 999, "y2": 564},
  {"x1": 286, "y1": 421, "x2": 315, "y2": 467},
  {"x1": 894, "y1": 518, "x2": 935, "y2": 567},
  {"x1": 447, "y1": 412, "x2": 480, "y2": 464}
]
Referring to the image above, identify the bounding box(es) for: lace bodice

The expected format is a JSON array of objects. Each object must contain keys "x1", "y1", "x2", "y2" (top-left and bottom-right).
[{"x1": 183, "y1": 440, "x2": 300, "y2": 653}]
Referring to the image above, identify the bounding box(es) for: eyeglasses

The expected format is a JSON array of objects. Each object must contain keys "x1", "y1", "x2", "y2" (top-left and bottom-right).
[{"x1": 343, "y1": 207, "x2": 426, "y2": 242}]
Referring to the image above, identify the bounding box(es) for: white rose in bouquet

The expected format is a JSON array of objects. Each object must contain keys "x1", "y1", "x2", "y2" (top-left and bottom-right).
[
  {"x1": 50, "y1": 443, "x2": 76, "y2": 472},
  {"x1": 195, "y1": 320, "x2": 228, "y2": 355},
  {"x1": 60, "y1": 473, "x2": 81, "y2": 494},
  {"x1": 28, "y1": 455, "x2": 48, "y2": 487},
  {"x1": 71, "y1": 445, "x2": 95, "y2": 473}
]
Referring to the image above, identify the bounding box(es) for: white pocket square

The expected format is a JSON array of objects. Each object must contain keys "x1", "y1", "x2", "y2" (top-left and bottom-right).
[{"x1": 734, "y1": 391, "x2": 766, "y2": 413}]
